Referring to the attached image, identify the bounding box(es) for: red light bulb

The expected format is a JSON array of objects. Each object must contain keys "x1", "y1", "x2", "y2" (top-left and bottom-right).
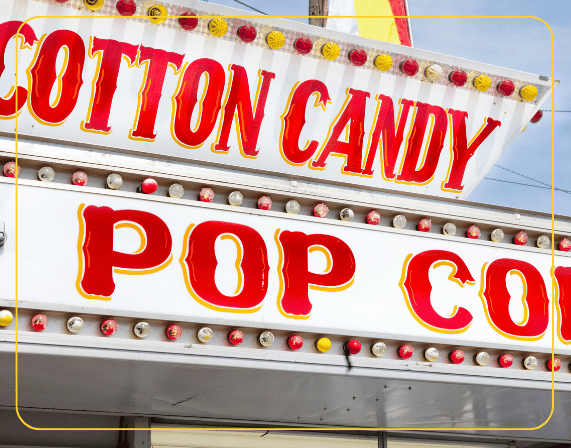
[
  {"x1": 140, "y1": 178, "x2": 158, "y2": 194},
  {"x1": 199, "y1": 187, "x2": 215, "y2": 202},
  {"x1": 31, "y1": 314, "x2": 48, "y2": 331},
  {"x1": 450, "y1": 350, "x2": 465, "y2": 364},
  {"x1": 467, "y1": 225, "x2": 481, "y2": 239},
  {"x1": 547, "y1": 358, "x2": 561, "y2": 372},
  {"x1": 499, "y1": 354, "x2": 513, "y2": 368},
  {"x1": 179, "y1": 12, "x2": 198, "y2": 30},
  {"x1": 116, "y1": 0, "x2": 136, "y2": 16},
  {"x1": 399, "y1": 344, "x2": 414, "y2": 359},
  {"x1": 449, "y1": 70, "x2": 467, "y2": 87},
  {"x1": 3, "y1": 161, "x2": 18, "y2": 178},
  {"x1": 101, "y1": 319, "x2": 118, "y2": 336},
  {"x1": 348, "y1": 49, "x2": 367, "y2": 66},
  {"x1": 559, "y1": 238, "x2": 571, "y2": 252},
  {"x1": 228, "y1": 329, "x2": 244, "y2": 345},
  {"x1": 345, "y1": 340, "x2": 361, "y2": 355},
  {"x1": 166, "y1": 324, "x2": 182, "y2": 340},
  {"x1": 400, "y1": 59, "x2": 419, "y2": 76},
  {"x1": 530, "y1": 110, "x2": 543, "y2": 123},
  {"x1": 367, "y1": 210, "x2": 380, "y2": 225},
  {"x1": 514, "y1": 231, "x2": 528, "y2": 246},
  {"x1": 72, "y1": 171, "x2": 88, "y2": 186},
  {"x1": 294, "y1": 37, "x2": 313, "y2": 55},
  {"x1": 237, "y1": 24, "x2": 257, "y2": 43},
  {"x1": 258, "y1": 196, "x2": 272, "y2": 210},
  {"x1": 497, "y1": 80, "x2": 515, "y2": 96},
  {"x1": 288, "y1": 335, "x2": 303, "y2": 350},
  {"x1": 313, "y1": 203, "x2": 328, "y2": 218},
  {"x1": 418, "y1": 219, "x2": 431, "y2": 232}
]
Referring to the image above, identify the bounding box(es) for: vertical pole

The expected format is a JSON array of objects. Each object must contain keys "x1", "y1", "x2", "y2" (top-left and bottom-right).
[
  {"x1": 309, "y1": 0, "x2": 325, "y2": 27},
  {"x1": 379, "y1": 432, "x2": 388, "y2": 448}
]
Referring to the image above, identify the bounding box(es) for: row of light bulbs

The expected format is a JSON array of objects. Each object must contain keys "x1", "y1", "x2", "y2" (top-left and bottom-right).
[
  {"x1": 54, "y1": 0, "x2": 541, "y2": 102},
  {"x1": 3, "y1": 161, "x2": 568, "y2": 250},
  {"x1": 0, "y1": 309, "x2": 563, "y2": 372}
]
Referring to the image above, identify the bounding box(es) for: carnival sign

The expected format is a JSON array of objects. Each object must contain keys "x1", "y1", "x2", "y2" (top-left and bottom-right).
[
  {"x1": 1, "y1": 182, "x2": 569, "y2": 352},
  {"x1": 0, "y1": 0, "x2": 555, "y2": 199}
]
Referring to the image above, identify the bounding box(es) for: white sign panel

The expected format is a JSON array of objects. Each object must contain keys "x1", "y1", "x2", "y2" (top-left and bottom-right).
[
  {"x1": 1, "y1": 182, "x2": 570, "y2": 353},
  {"x1": 0, "y1": 0, "x2": 554, "y2": 199}
]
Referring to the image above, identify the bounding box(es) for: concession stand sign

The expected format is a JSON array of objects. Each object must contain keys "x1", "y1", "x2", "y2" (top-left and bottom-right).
[
  {"x1": 0, "y1": 0, "x2": 555, "y2": 199},
  {"x1": 2, "y1": 182, "x2": 571, "y2": 353}
]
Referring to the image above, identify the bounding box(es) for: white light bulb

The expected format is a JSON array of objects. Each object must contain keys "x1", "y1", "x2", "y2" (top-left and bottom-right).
[
  {"x1": 340, "y1": 208, "x2": 354, "y2": 222},
  {"x1": 106, "y1": 173, "x2": 123, "y2": 190},
  {"x1": 197, "y1": 327, "x2": 213, "y2": 343},
  {"x1": 537, "y1": 235, "x2": 550, "y2": 249},
  {"x1": 134, "y1": 322, "x2": 151, "y2": 338},
  {"x1": 491, "y1": 229, "x2": 505, "y2": 243},
  {"x1": 523, "y1": 356, "x2": 537, "y2": 370},
  {"x1": 258, "y1": 331, "x2": 274, "y2": 347},
  {"x1": 424, "y1": 347, "x2": 439, "y2": 362},
  {"x1": 168, "y1": 183, "x2": 184, "y2": 199},
  {"x1": 443, "y1": 222, "x2": 456, "y2": 236},
  {"x1": 285, "y1": 200, "x2": 300, "y2": 214},
  {"x1": 371, "y1": 342, "x2": 386, "y2": 357},
  {"x1": 475, "y1": 351, "x2": 490, "y2": 366},
  {"x1": 228, "y1": 191, "x2": 244, "y2": 206},
  {"x1": 38, "y1": 166, "x2": 55, "y2": 182},
  {"x1": 67, "y1": 316, "x2": 84, "y2": 333},
  {"x1": 393, "y1": 215, "x2": 407, "y2": 229}
]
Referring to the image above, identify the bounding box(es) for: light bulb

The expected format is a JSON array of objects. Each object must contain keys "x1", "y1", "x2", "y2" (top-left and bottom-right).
[
  {"x1": 285, "y1": 200, "x2": 300, "y2": 214},
  {"x1": 168, "y1": 183, "x2": 184, "y2": 199},
  {"x1": 258, "y1": 331, "x2": 274, "y2": 347},
  {"x1": 67, "y1": 317, "x2": 84, "y2": 333},
  {"x1": 475, "y1": 351, "x2": 490, "y2": 366},
  {"x1": 134, "y1": 322, "x2": 151, "y2": 338},
  {"x1": 523, "y1": 356, "x2": 537, "y2": 370},
  {"x1": 197, "y1": 327, "x2": 213, "y2": 343},
  {"x1": 443, "y1": 223, "x2": 456, "y2": 236},
  {"x1": 228, "y1": 191, "x2": 243, "y2": 206},
  {"x1": 340, "y1": 208, "x2": 354, "y2": 222},
  {"x1": 316, "y1": 337, "x2": 331, "y2": 353},
  {"x1": 393, "y1": 215, "x2": 406, "y2": 229},
  {"x1": 313, "y1": 203, "x2": 328, "y2": 218},
  {"x1": 371, "y1": 342, "x2": 386, "y2": 357},
  {"x1": 491, "y1": 229, "x2": 505, "y2": 243},
  {"x1": 537, "y1": 235, "x2": 550, "y2": 249},
  {"x1": 106, "y1": 173, "x2": 123, "y2": 190},
  {"x1": 38, "y1": 166, "x2": 55, "y2": 182},
  {"x1": 72, "y1": 171, "x2": 88, "y2": 186},
  {"x1": 424, "y1": 347, "x2": 439, "y2": 362},
  {"x1": 258, "y1": 196, "x2": 272, "y2": 210}
]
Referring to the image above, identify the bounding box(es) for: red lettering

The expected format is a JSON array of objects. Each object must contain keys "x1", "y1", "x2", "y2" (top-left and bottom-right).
[
  {"x1": 28, "y1": 30, "x2": 85, "y2": 125},
  {"x1": 129, "y1": 45, "x2": 184, "y2": 141},
  {"x1": 396, "y1": 102, "x2": 448, "y2": 184},
  {"x1": 553, "y1": 266, "x2": 571, "y2": 344},
  {"x1": 279, "y1": 80, "x2": 330, "y2": 165},
  {"x1": 480, "y1": 259, "x2": 549, "y2": 340},
  {"x1": 81, "y1": 37, "x2": 138, "y2": 134},
  {"x1": 310, "y1": 88, "x2": 370, "y2": 174},
  {"x1": 362, "y1": 95, "x2": 414, "y2": 178},
  {"x1": 0, "y1": 21, "x2": 37, "y2": 118},
  {"x1": 442, "y1": 111, "x2": 501, "y2": 192},
  {"x1": 400, "y1": 250, "x2": 474, "y2": 333},
  {"x1": 172, "y1": 58, "x2": 225, "y2": 148},
  {"x1": 77, "y1": 204, "x2": 173, "y2": 300},
  {"x1": 275, "y1": 229, "x2": 355, "y2": 318},
  {"x1": 181, "y1": 221, "x2": 269, "y2": 312},
  {"x1": 213, "y1": 65, "x2": 275, "y2": 157}
]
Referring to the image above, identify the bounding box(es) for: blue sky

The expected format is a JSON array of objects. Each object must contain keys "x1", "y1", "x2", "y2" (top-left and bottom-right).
[{"x1": 203, "y1": 0, "x2": 569, "y2": 216}]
